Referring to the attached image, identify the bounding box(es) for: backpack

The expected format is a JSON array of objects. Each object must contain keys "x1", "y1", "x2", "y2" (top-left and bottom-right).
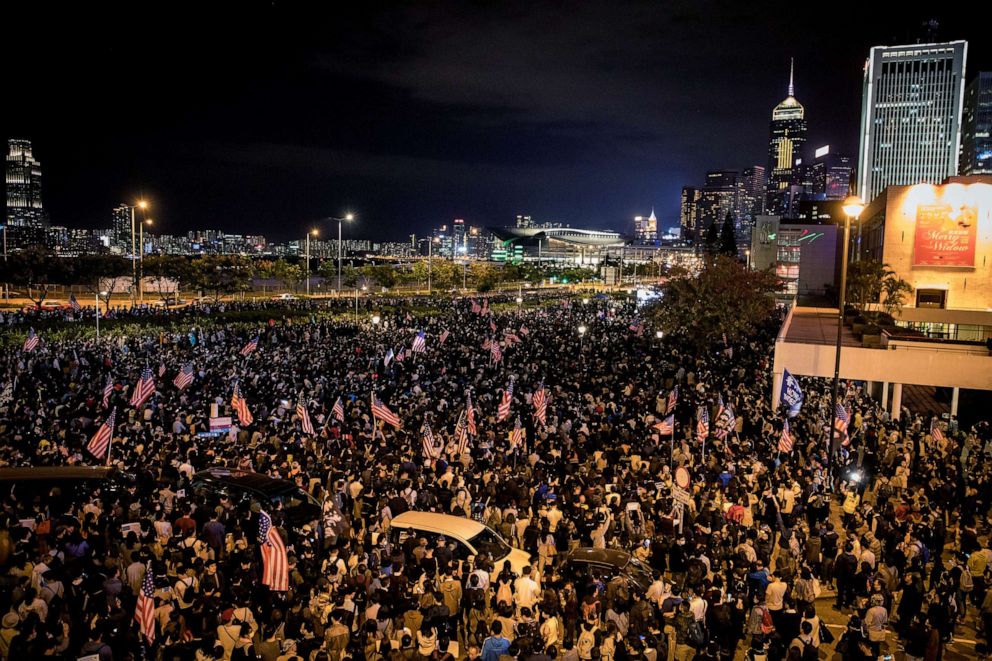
[
  {"x1": 688, "y1": 621, "x2": 707, "y2": 648},
  {"x1": 916, "y1": 541, "x2": 931, "y2": 565},
  {"x1": 759, "y1": 606, "x2": 775, "y2": 635},
  {"x1": 577, "y1": 628, "x2": 597, "y2": 659},
  {"x1": 960, "y1": 566, "x2": 974, "y2": 592}
]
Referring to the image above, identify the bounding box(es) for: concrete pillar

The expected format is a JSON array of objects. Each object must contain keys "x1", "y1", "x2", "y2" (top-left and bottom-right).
[
  {"x1": 891, "y1": 383, "x2": 903, "y2": 420},
  {"x1": 882, "y1": 382, "x2": 889, "y2": 410},
  {"x1": 951, "y1": 387, "x2": 960, "y2": 417},
  {"x1": 771, "y1": 371, "x2": 783, "y2": 410}
]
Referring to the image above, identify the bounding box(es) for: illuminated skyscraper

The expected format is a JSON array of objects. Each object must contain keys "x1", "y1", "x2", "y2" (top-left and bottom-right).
[
  {"x1": 961, "y1": 72, "x2": 992, "y2": 175},
  {"x1": 5, "y1": 138, "x2": 48, "y2": 249},
  {"x1": 766, "y1": 60, "x2": 807, "y2": 215},
  {"x1": 633, "y1": 208, "x2": 657, "y2": 241},
  {"x1": 680, "y1": 187, "x2": 701, "y2": 241},
  {"x1": 857, "y1": 41, "x2": 968, "y2": 201}
]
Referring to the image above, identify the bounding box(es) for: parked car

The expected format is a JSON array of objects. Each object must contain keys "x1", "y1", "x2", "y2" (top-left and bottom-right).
[
  {"x1": 559, "y1": 547, "x2": 654, "y2": 595},
  {"x1": 388, "y1": 511, "x2": 531, "y2": 576},
  {"x1": 22, "y1": 300, "x2": 67, "y2": 312},
  {"x1": 0, "y1": 466, "x2": 139, "y2": 520},
  {"x1": 273, "y1": 293, "x2": 297, "y2": 301}
]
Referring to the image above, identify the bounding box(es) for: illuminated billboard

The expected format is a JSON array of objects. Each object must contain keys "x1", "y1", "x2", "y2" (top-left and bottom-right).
[{"x1": 913, "y1": 204, "x2": 978, "y2": 267}]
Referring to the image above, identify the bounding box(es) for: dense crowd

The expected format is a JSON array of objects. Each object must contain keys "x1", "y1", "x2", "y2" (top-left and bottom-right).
[{"x1": 0, "y1": 292, "x2": 989, "y2": 661}]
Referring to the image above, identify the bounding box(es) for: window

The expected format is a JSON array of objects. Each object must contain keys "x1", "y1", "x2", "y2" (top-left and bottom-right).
[{"x1": 915, "y1": 289, "x2": 946, "y2": 309}]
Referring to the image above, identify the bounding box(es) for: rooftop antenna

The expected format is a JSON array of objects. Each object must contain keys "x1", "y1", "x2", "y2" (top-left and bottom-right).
[{"x1": 788, "y1": 57, "x2": 795, "y2": 97}]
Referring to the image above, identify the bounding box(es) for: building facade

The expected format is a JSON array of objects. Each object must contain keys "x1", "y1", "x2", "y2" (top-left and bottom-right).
[
  {"x1": 857, "y1": 41, "x2": 968, "y2": 202},
  {"x1": 697, "y1": 170, "x2": 740, "y2": 237},
  {"x1": 5, "y1": 138, "x2": 48, "y2": 249},
  {"x1": 679, "y1": 186, "x2": 701, "y2": 241},
  {"x1": 633, "y1": 209, "x2": 658, "y2": 241},
  {"x1": 750, "y1": 215, "x2": 838, "y2": 297},
  {"x1": 961, "y1": 72, "x2": 992, "y2": 176},
  {"x1": 766, "y1": 62, "x2": 807, "y2": 215}
]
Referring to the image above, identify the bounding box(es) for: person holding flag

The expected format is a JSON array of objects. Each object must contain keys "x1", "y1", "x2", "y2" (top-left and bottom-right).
[
  {"x1": 780, "y1": 369, "x2": 804, "y2": 418},
  {"x1": 532, "y1": 381, "x2": 547, "y2": 427},
  {"x1": 86, "y1": 407, "x2": 117, "y2": 462},
  {"x1": 497, "y1": 379, "x2": 514, "y2": 422},
  {"x1": 232, "y1": 382, "x2": 254, "y2": 426},
  {"x1": 332, "y1": 396, "x2": 345, "y2": 423},
  {"x1": 258, "y1": 510, "x2": 289, "y2": 592}
]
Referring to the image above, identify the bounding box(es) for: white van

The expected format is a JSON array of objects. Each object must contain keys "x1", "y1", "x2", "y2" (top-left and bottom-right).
[{"x1": 389, "y1": 511, "x2": 531, "y2": 576}]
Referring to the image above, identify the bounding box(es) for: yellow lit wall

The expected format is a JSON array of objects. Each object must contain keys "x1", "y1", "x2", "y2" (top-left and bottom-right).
[{"x1": 871, "y1": 182, "x2": 992, "y2": 310}]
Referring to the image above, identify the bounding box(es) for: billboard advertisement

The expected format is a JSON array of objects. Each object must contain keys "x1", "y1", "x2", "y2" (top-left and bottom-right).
[{"x1": 913, "y1": 204, "x2": 978, "y2": 267}]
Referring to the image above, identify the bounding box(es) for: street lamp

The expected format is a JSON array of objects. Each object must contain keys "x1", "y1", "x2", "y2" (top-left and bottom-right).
[
  {"x1": 515, "y1": 296, "x2": 523, "y2": 304},
  {"x1": 96, "y1": 290, "x2": 108, "y2": 339},
  {"x1": 577, "y1": 324, "x2": 587, "y2": 335},
  {"x1": 655, "y1": 330, "x2": 664, "y2": 339},
  {"x1": 827, "y1": 194, "x2": 865, "y2": 484},
  {"x1": 139, "y1": 218, "x2": 153, "y2": 303},
  {"x1": 334, "y1": 213, "x2": 355, "y2": 293},
  {"x1": 129, "y1": 200, "x2": 148, "y2": 306},
  {"x1": 305, "y1": 229, "x2": 318, "y2": 296},
  {"x1": 371, "y1": 314, "x2": 381, "y2": 325}
]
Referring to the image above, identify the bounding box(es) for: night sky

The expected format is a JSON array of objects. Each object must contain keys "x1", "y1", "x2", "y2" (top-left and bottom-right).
[{"x1": 6, "y1": 1, "x2": 990, "y2": 241}]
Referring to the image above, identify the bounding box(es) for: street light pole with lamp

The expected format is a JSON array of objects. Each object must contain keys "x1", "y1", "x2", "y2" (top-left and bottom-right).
[
  {"x1": 139, "y1": 218, "x2": 153, "y2": 303},
  {"x1": 334, "y1": 213, "x2": 355, "y2": 294},
  {"x1": 305, "y1": 229, "x2": 318, "y2": 296},
  {"x1": 827, "y1": 195, "x2": 865, "y2": 485},
  {"x1": 129, "y1": 200, "x2": 148, "y2": 306}
]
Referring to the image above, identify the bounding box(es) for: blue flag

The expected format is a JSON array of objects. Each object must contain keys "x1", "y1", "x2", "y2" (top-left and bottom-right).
[{"x1": 781, "y1": 369, "x2": 803, "y2": 418}]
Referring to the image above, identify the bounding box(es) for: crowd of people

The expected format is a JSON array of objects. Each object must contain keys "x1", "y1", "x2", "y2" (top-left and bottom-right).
[{"x1": 0, "y1": 291, "x2": 989, "y2": 661}]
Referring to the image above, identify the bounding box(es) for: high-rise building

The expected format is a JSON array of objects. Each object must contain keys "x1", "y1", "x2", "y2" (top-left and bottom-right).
[
  {"x1": 5, "y1": 138, "x2": 48, "y2": 249},
  {"x1": 857, "y1": 41, "x2": 968, "y2": 202},
  {"x1": 452, "y1": 218, "x2": 467, "y2": 257},
  {"x1": 800, "y1": 146, "x2": 854, "y2": 201},
  {"x1": 766, "y1": 60, "x2": 807, "y2": 215},
  {"x1": 633, "y1": 209, "x2": 658, "y2": 241},
  {"x1": 961, "y1": 72, "x2": 992, "y2": 175},
  {"x1": 679, "y1": 187, "x2": 701, "y2": 241},
  {"x1": 697, "y1": 170, "x2": 740, "y2": 236},
  {"x1": 112, "y1": 204, "x2": 132, "y2": 252},
  {"x1": 739, "y1": 166, "x2": 766, "y2": 222}
]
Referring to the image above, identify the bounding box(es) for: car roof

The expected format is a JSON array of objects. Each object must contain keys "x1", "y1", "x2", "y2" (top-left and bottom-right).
[
  {"x1": 390, "y1": 511, "x2": 486, "y2": 540},
  {"x1": 0, "y1": 466, "x2": 115, "y2": 482},
  {"x1": 191, "y1": 467, "x2": 298, "y2": 496},
  {"x1": 565, "y1": 547, "x2": 631, "y2": 567}
]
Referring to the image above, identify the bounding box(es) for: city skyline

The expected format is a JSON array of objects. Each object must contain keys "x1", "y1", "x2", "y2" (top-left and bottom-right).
[{"x1": 5, "y1": 3, "x2": 992, "y2": 241}]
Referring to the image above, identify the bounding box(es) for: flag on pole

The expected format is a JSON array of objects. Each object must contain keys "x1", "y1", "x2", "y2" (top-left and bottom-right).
[
  {"x1": 232, "y1": 382, "x2": 254, "y2": 426},
  {"x1": 481, "y1": 338, "x2": 491, "y2": 350},
  {"x1": 240, "y1": 336, "x2": 259, "y2": 356},
  {"x1": 102, "y1": 375, "x2": 114, "y2": 408},
  {"x1": 383, "y1": 348, "x2": 394, "y2": 367},
  {"x1": 411, "y1": 331, "x2": 427, "y2": 353},
  {"x1": 158, "y1": 362, "x2": 167, "y2": 378},
  {"x1": 454, "y1": 409, "x2": 470, "y2": 455},
  {"x1": 395, "y1": 347, "x2": 406, "y2": 363},
  {"x1": 371, "y1": 393, "x2": 402, "y2": 429},
  {"x1": 470, "y1": 299, "x2": 481, "y2": 314},
  {"x1": 780, "y1": 369, "x2": 804, "y2": 418},
  {"x1": 439, "y1": 329, "x2": 450, "y2": 345},
  {"x1": 258, "y1": 510, "x2": 289, "y2": 592},
  {"x1": 490, "y1": 340, "x2": 502, "y2": 364},
  {"x1": 497, "y1": 380, "x2": 514, "y2": 422},
  {"x1": 778, "y1": 419, "x2": 794, "y2": 453},
  {"x1": 422, "y1": 422, "x2": 442, "y2": 460},
  {"x1": 86, "y1": 407, "x2": 116, "y2": 460},
  {"x1": 696, "y1": 406, "x2": 709, "y2": 443},
  {"x1": 533, "y1": 382, "x2": 547, "y2": 426},
  {"x1": 510, "y1": 416, "x2": 524, "y2": 448},
  {"x1": 930, "y1": 418, "x2": 945, "y2": 443},
  {"x1": 173, "y1": 363, "x2": 195, "y2": 390},
  {"x1": 833, "y1": 402, "x2": 851, "y2": 446},
  {"x1": 332, "y1": 397, "x2": 345, "y2": 422},
  {"x1": 489, "y1": 321, "x2": 497, "y2": 332},
  {"x1": 68, "y1": 293, "x2": 81, "y2": 312},
  {"x1": 134, "y1": 562, "x2": 156, "y2": 643},
  {"x1": 23, "y1": 328, "x2": 39, "y2": 353},
  {"x1": 297, "y1": 397, "x2": 314, "y2": 435},
  {"x1": 466, "y1": 392, "x2": 477, "y2": 435},
  {"x1": 667, "y1": 386, "x2": 679, "y2": 415},
  {"x1": 653, "y1": 414, "x2": 675, "y2": 435},
  {"x1": 129, "y1": 366, "x2": 156, "y2": 408}
]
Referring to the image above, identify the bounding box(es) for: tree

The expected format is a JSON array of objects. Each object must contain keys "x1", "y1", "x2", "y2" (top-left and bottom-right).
[
  {"x1": 470, "y1": 262, "x2": 501, "y2": 292},
  {"x1": 719, "y1": 212, "x2": 738, "y2": 256},
  {"x1": 361, "y1": 264, "x2": 397, "y2": 289},
  {"x1": 70, "y1": 255, "x2": 132, "y2": 311},
  {"x1": 846, "y1": 259, "x2": 912, "y2": 320},
  {"x1": 644, "y1": 255, "x2": 782, "y2": 351},
  {"x1": 190, "y1": 255, "x2": 253, "y2": 302},
  {"x1": 266, "y1": 258, "x2": 302, "y2": 294},
  {"x1": 703, "y1": 221, "x2": 720, "y2": 255},
  {"x1": 142, "y1": 255, "x2": 195, "y2": 304},
  {"x1": 0, "y1": 246, "x2": 73, "y2": 307}
]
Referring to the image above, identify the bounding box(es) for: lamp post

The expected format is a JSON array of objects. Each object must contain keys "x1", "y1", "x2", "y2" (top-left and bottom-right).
[
  {"x1": 334, "y1": 213, "x2": 355, "y2": 293},
  {"x1": 578, "y1": 324, "x2": 587, "y2": 349},
  {"x1": 305, "y1": 229, "x2": 318, "y2": 296},
  {"x1": 96, "y1": 291, "x2": 108, "y2": 340},
  {"x1": 139, "y1": 218, "x2": 153, "y2": 303},
  {"x1": 129, "y1": 200, "x2": 148, "y2": 306},
  {"x1": 827, "y1": 195, "x2": 865, "y2": 484}
]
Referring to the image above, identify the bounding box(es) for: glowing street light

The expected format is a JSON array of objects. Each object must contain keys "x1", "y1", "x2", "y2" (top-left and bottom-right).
[
  {"x1": 656, "y1": 330, "x2": 664, "y2": 339},
  {"x1": 371, "y1": 314, "x2": 381, "y2": 325},
  {"x1": 577, "y1": 324, "x2": 587, "y2": 335}
]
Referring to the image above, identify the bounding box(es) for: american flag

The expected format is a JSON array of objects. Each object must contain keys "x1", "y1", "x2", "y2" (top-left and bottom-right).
[
  {"x1": 23, "y1": 328, "x2": 39, "y2": 353},
  {"x1": 653, "y1": 414, "x2": 675, "y2": 435},
  {"x1": 422, "y1": 422, "x2": 442, "y2": 460},
  {"x1": 240, "y1": 336, "x2": 259, "y2": 356},
  {"x1": 497, "y1": 380, "x2": 514, "y2": 422},
  {"x1": 297, "y1": 397, "x2": 314, "y2": 435},
  {"x1": 471, "y1": 299, "x2": 482, "y2": 314},
  {"x1": 371, "y1": 393, "x2": 402, "y2": 429},
  {"x1": 481, "y1": 299, "x2": 489, "y2": 315},
  {"x1": 439, "y1": 329, "x2": 450, "y2": 345},
  {"x1": 129, "y1": 367, "x2": 156, "y2": 408},
  {"x1": 489, "y1": 321, "x2": 497, "y2": 332},
  {"x1": 481, "y1": 338, "x2": 491, "y2": 350},
  {"x1": 667, "y1": 386, "x2": 679, "y2": 415},
  {"x1": 332, "y1": 396, "x2": 345, "y2": 422},
  {"x1": 504, "y1": 332, "x2": 522, "y2": 345},
  {"x1": 532, "y1": 382, "x2": 547, "y2": 426},
  {"x1": 628, "y1": 320, "x2": 643, "y2": 336},
  {"x1": 412, "y1": 331, "x2": 426, "y2": 353},
  {"x1": 833, "y1": 402, "x2": 850, "y2": 446},
  {"x1": 258, "y1": 511, "x2": 289, "y2": 592},
  {"x1": 519, "y1": 326, "x2": 529, "y2": 336},
  {"x1": 134, "y1": 562, "x2": 156, "y2": 643},
  {"x1": 466, "y1": 392, "x2": 477, "y2": 435},
  {"x1": 715, "y1": 402, "x2": 736, "y2": 440},
  {"x1": 158, "y1": 362, "x2": 167, "y2": 378},
  {"x1": 930, "y1": 418, "x2": 945, "y2": 443},
  {"x1": 102, "y1": 375, "x2": 114, "y2": 408},
  {"x1": 68, "y1": 293, "x2": 81, "y2": 312},
  {"x1": 715, "y1": 394, "x2": 726, "y2": 421},
  {"x1": 404, "y1": 312, "x2": 413, "y2": 323},
  {"x1": 86, "y1": 407, "x2": 116, "y2": 460},
  {"x1": 395, "y1": 347, "x2": 406, "y2": 362},
  {"x1": 454, "y1": 409, "x2": 470, "y2": 455},
  {"x1": 173, "y1": 363, "x2": 195, "y2": 390},
  {"x1": 778, "y1": 419, "x2": 794, "y2": 453},
  {"x1": 232, "y1": 382, "x2": 254, "y2": 426},
  {"x1": 696, "y1": 406, "x2": 709, "y2": 443},
  {"x1": 510, "y1": 416, "x2": 524, "y2": 448},
  {"x1": 384, "y1": 348, "x2": 394, "y2": 367},
  {"x1": 490, "y1": 340, "x2": 502, "y2": 364}
]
